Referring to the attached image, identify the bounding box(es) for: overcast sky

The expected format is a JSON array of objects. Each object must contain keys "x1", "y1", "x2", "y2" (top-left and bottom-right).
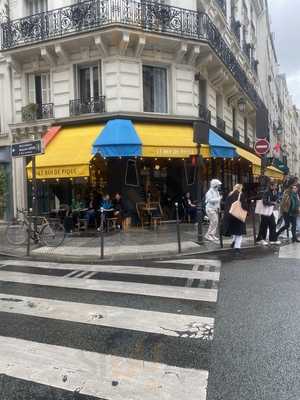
[{"x1": 268, "y1": 0, "x2": 300, "y2": 107}]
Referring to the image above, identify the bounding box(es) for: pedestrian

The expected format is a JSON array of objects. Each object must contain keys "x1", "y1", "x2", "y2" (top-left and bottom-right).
[
  {"x1": 205, "y1": 179, "x2": 222, "y2": 242},
  {"x1": 256, "y1": 180, "x2": 281, "y2": 245},
  {"x1": 276, "y1": 184, "x2": 300, "y2": 242},
  {"x1": 223, "y1": 184, "x2": 247, "y2": 254}
]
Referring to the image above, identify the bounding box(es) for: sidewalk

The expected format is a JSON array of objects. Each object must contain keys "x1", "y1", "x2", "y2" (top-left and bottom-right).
[{"x1": 0, "y1": 222, "x2": 259, "y2": 262}]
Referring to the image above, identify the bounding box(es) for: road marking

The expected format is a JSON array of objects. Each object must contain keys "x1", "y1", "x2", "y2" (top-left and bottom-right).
[
  {"x1": 186, "y1": 264, "x2": 200, "y2": 287},
  {"x1": 0, "y1": 336, "x2": 209, "y2": 400},
  {"x1": 2, "y1": 260, "x2": 220, "y2": 281},
  {"x1": 158, "y1": 258, "x2": 221, "y2": 268},
  {"x1": 0, "y1": 271, "x2": 218, "y2": 302},
  {"x1": 0, "y1": 293, "x2": 214, "y2": 338}
]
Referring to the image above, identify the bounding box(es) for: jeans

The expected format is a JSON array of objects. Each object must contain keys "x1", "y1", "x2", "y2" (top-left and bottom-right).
[
  {"x1": 257, "y1": 214, "x2": 277, "y2": 242},
  {"x1": 277, "y1": 213, "x2": 297, "y2": 240}
]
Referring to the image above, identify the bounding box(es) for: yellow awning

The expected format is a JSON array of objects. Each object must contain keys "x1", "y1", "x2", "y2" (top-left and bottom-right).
[
  {"x1": 265, "y1": 166, "x2": 284, "y2": 180},
  {"x1": 236, "y1": 145, "x2": 283, "y2": 180},
  {"x1": 27, "y1": 124, "x2": 103, "y2": 179},
  {"x1": 135, "y1": 123, "x2": 210, "y2": 158}
]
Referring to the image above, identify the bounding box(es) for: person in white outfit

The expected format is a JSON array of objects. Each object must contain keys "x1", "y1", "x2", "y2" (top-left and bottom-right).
[{"x1": 205, "y1": 179, "x2": 222, "y2": 241}]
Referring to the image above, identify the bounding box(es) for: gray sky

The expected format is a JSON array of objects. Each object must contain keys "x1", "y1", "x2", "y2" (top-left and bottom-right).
[{"x1": 268, "y1": 0, "x2": 300, "y2": 107}]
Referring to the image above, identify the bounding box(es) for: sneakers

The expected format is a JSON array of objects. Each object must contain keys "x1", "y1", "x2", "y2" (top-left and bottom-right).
[
  {"x1": 205, "y1": 235, "x2": 215, "y2": 242},
  {"x1": 269, "y1": 240, "x2": 281, "y2": 245},
  {"x1": 212, "y1": 236, "x2": 219, "y2": 242},
  {"x1": 256, "y1": 240, "x2": 268, "y2": 246}
]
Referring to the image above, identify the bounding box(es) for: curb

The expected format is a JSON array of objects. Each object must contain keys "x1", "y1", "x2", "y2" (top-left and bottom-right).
[{"x1": 0, "y1": 244, "x2": 277, "y2": 264}]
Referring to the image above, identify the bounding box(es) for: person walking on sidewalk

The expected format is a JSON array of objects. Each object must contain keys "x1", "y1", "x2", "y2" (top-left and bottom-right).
[
  {"x1": 256, "y1": 180, "x2": 281, "y2": 246},
  {"x1": 205, "y1": 179, "x2": 222, "y2": 242},
  {"x1": 223, "y1": 184, "x2": 247, "y2": 254},
  {"x1": 276, "y1": 184, "x2": 300, "y2": 243}
]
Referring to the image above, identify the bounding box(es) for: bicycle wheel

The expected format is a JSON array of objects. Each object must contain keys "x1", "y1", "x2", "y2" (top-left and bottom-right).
[
  {"x1": 40, "y1": 221, "x2": 65, "y2": 247},
  {"x1": 5, "y1": 222, "x2": 27, "y2": 245}
]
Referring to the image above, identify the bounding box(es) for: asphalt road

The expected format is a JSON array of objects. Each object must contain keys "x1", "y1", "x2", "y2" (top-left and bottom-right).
[
  {"x1": 207, "y1": 248, "x2": 300, "y2": 400},
  {"x1": 0, "y1": 246, "x2": 299, "y2": 399}
]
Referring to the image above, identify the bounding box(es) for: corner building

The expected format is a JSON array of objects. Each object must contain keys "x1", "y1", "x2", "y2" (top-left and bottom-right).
[{"x1": 0, "y1": 0, "x2": 285, "y2": 214}]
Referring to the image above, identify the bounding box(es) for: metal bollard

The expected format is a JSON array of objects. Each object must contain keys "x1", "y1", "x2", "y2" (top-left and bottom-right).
[
  {"x1": 100, "y1": 207, "x2": 104, "y2": 260},
  {"x1": 26, "y1": 209, "x2": 32, "y2": 257},
  {"x1": 218, "y1": 210, "x2": 224, "y2": 249},
  {"x1": 251, "y1": 200, "x2": 257, "y2": 245},
  {"x1": 175, "y1": 202, "x2": 182, "y2": 254}
]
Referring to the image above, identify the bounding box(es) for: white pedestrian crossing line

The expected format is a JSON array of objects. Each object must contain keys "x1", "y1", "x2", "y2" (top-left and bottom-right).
[
  {"x1": 0, "y1": 293, "x2": 214, "y2": 338},
  {"x1": 1, "y1": 259, "x2": 220, "y2": 281},
  {"x1": 0, "y1": 271, "x2": 218, "y2": 302},
  {"x1": 158, "y1": 258, "x2": 221, "y2": 268},
  {"x1": 0, "y1": 257, "x2": 221, "y2": 399},
  {"x1": 0, "y1": 336, "x2": 209, "y2": 400}
]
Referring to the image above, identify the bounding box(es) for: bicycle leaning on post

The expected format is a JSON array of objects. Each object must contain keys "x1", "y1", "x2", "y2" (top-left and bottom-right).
[{"x1": 5, "y1": 209, "x2": 66, "y2": 247}]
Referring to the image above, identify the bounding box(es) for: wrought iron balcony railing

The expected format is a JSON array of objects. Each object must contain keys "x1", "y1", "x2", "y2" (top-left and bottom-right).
[
  {"x1": 0, "y1": 0, "x2": 266, "y2": 114},
  {"x1": 216, "y1": 0, "x2": 226, "y2": 16},
  {"x1": 216, "y1": 116, "x2": 226, "y2": 132},
  {"x1": 199, "y1": 105, "x2": 211, "y2": 124},
  {"x1": 21, "y1": 103, "x2": 54, "y2": 122},
  {"x1": 69, "y1": 96, "x2": 106, "y2": 116}
]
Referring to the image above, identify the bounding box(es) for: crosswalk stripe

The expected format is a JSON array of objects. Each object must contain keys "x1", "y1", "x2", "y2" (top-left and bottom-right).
[
  {"x1": 0, "y1": 336, "x2": 209, "y2": 400},
  {"x1": 158, "y1": 258, "x2": 221, "y2": 268},
  {"x1": 1, "y1": 259, "x2": 220, "y2": 281},
  {"x1": 0, "y1": 271, "x2": 218, "y2": 302},
  {"x1": 0, "y1": 293, "x2": 214, "y2": 338}
]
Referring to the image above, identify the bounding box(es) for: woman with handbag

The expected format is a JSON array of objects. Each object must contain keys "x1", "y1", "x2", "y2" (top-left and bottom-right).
[
  {"x1": 223, "y1": 184, "x2": 248, "y2": 254},
  {"x1": 256, "y1": 180, "x2": 281, "y2": 245}
]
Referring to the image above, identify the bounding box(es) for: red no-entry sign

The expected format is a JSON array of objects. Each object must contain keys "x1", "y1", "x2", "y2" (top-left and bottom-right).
[{"x1": 255, "y1": 139, "x2": 270, "y2": 155}]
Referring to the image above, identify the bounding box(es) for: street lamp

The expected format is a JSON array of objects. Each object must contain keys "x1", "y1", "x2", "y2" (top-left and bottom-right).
[{"x1": 238, "y1": 98, "x2": 246, "y2": 113}]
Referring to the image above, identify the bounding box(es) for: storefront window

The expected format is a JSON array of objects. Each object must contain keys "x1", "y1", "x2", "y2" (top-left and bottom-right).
[
  {"x1": 125, "y1": 159, "x2": 139, "y2": 187},
  {"x1": 143, "y1": 65, "x2": 168, "y2": 113},
  {"x1": 0, "y1": 163, "x2": 11, "y2": 221}
]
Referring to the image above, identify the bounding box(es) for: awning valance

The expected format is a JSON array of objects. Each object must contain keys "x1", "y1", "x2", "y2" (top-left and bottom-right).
[
  {"x1": 209, "y1": 129, "x2": 237, "y2": 159},
  {"x1": 27, "y1": 124, "x2": 103, "y2": 179}
]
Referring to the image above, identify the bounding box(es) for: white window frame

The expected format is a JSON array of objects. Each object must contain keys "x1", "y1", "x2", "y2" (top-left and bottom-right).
[
  {"x1": 75, "y1": 62, "x2": 102, "y2": 100},
  {"x1": 27, "y1": 72, "x2": 51, "y2": 104},
  {"x1": 142, "y1": 64, "x2": 169, "y2": 114}
]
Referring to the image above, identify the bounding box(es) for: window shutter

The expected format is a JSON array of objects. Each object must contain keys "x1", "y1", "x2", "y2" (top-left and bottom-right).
[{"x1": 41, "y1": 73, "x2": 50, "y2": 104}]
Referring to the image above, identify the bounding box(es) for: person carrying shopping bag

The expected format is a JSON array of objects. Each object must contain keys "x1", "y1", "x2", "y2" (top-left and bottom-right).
[
  {"x1": 222, "y1": 184, "x2": 248, "y2": 255},
  {"x1": 205, "y1": 179, "x2": 222, "y2": 242},
  {"x1": 276, "y1": 184, "x2": 300, "y2": 243},
  {"x1": 255, "y1": 180, "x2": 281, "y2": 245}
]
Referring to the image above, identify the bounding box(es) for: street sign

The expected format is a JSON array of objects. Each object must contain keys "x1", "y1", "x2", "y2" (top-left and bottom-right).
[
  {"x1": 11, "y1": 140, "x2": 44, "y2": 158},
  {"x1": 255, "y1": 139, "x2": 270, "y2": 155}
]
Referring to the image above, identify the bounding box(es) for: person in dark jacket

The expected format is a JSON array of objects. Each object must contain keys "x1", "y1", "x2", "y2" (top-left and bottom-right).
[
  {"x1": 256, "y1": 180, "x2": 280, "y2": 245},
  {"x1": 223, "y1": 184, "x2": 247, "y2": 253},
  {"x1": 276, "y1": 185, "x2": 300, "y2": 242}
]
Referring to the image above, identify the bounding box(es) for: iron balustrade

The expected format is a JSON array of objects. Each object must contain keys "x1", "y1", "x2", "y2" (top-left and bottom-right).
[
  {"x1": 1, "y1": 0, "x2": 266, "y2": 113},
  {"x1": 199, "y1": 104, "x2": 211, "y2": 124},
  {"x1": 21, "y1": 103, "x2": 54, "y2": 121},
  {"x1": 69, "y1": 97, "x2": 106, "y2": 116},
  {"x1": 216, "y1": 116, "x2": 226, "y2": 132},
  {"x1": 216, "y1": 0, "x2": 226, "y2": 16}
]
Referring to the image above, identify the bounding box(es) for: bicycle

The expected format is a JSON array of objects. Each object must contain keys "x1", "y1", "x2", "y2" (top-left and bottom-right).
[{"x1": 5, "y1": 209, "x2": 66, "y2": 247}]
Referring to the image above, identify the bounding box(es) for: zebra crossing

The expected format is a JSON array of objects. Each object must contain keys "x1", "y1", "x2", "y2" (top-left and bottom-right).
[{"x1": 0, "y1": 256, "x2": 221, "y2": 400}]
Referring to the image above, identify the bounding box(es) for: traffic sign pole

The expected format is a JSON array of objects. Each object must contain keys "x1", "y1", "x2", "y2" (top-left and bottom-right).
[{"x1": 32, "y1": 155, "x2": 38, "y2": 240}]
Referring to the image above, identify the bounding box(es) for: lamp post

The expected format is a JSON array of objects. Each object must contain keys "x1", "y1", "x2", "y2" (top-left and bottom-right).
[{"x1": 193, "y1": 120, "x2": 209, "y2": 244}]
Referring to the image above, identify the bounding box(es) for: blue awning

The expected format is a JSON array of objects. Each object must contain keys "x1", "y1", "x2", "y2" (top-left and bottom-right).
[
  {"x1": 93, "y1": 119, "x2": 142, "y2": 157},
  {"x1": 209, "y1": 129, "x2": 237, "y2": 159}
]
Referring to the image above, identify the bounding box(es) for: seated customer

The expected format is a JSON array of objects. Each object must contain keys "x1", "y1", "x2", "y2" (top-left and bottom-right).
[
  {"x1": 113, "y1": 193, "x2": 127, "y2": 229},
  {"x1": 71, "y1": 193, "x2": 85, "y2": 226},
  {"x1": 183, "y1": 192, "x2": 197, "y2": 222},
  {"x1": 101, "y1": 194, "x2": 113, "y2": 211},
  {"x1": 85, "y1": 192, "x2": 97, "y2": 226}
]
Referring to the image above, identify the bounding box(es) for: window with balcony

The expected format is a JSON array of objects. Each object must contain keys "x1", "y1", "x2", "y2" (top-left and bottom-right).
[
  {"x1": 22, "y1": 72, "x2": 53, "y2": 121},
  {"x1": 70, "y1": 62, "x2": 105, "y2": 115},
  {"x1": 26, "y1": 0, "x2": 48, "y2": 15},
  {"x1": 244, "y1": 117, "x2": 248, "y2": 144},
  {"x1": 216, "y1": 94, "x2": 225, "y2": 131},
  {"x1": 143, "y1": 65, "x2": 168, "y2": 113}
]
